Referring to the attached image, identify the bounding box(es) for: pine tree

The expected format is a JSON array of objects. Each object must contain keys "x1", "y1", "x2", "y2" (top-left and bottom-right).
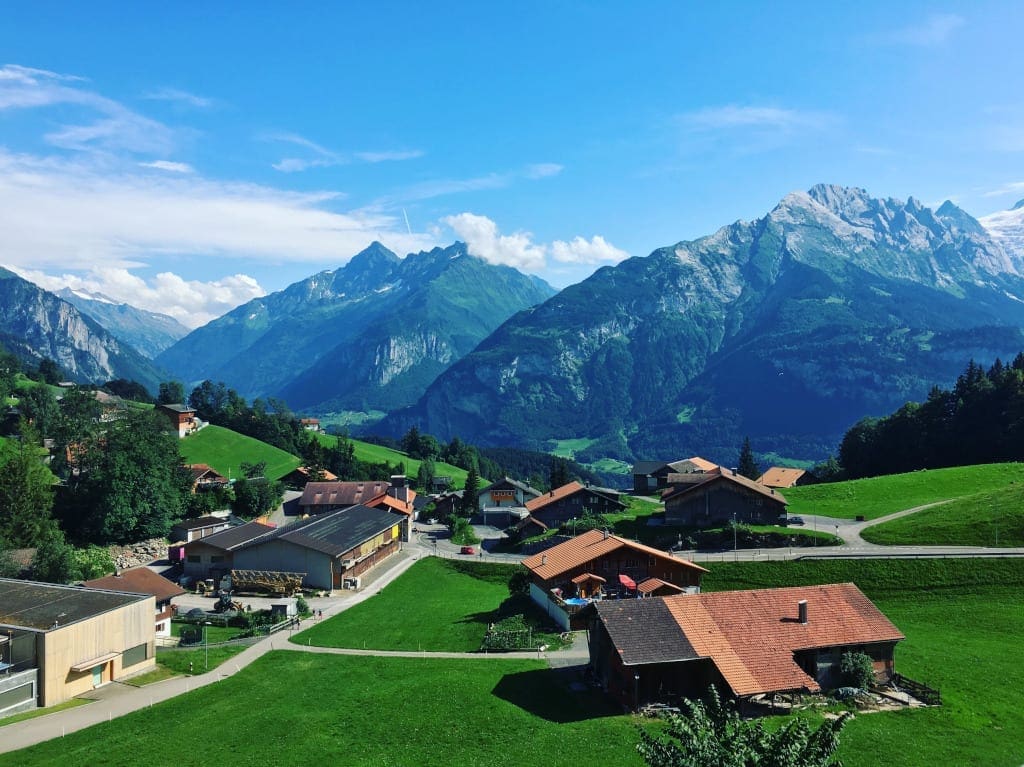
[
  {"x1": 460, "y1": 462, "x2": 480, "y2": 517},
  {"x1": 737, "y1": 437, "x2": 759, "y2": 480}
]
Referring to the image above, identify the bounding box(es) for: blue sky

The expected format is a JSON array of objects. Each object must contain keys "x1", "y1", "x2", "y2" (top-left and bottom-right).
[{"x1": 1, "y1": 2, "x2": 1022, "y2": 326}]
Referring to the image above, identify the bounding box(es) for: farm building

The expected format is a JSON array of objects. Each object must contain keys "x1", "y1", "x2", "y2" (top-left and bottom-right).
[
  {"x1": 232, "y1": 505, "x2": 402, "y2": 591},
  {"x1": 0, "y1": 578, "x2": 156, "y2": 717},
  {"x1": 520, "y1": 529, "x2": 707, "y2": 630},
  {"x1": 181, "y1": 521, "x2": 276, "y2": 585},
  {"x1": 524, "y1": 481, "x2": 626, "y2": 529},
  {"x1": 662, "y1": 467, "x2": 787, "y2": 527},
  {"x1": 298, "y1": 480, "x2": 389, "y2": 515},
  {"x1": 632, "y1": 456, "x2": 719, "y2": 493},
  {"x1": 170, "y1": 515, "x2": 232, "y2": 543},
  {"x1": 588, "y1": 583, "x2": 904, "y2": 710},
  {"x1": 281, "y1": 465, "x2": 338, "y2": 488},
  {"x1": 82, "y1": 567, "x2": 185, "y2": 637},
  {"x1": 757, "y1": 466, "x2": 814, "y2": 489}
]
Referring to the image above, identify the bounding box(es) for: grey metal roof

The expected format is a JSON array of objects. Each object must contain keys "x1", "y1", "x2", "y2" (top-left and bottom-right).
[
  {"x1": 631, "y1": 461, "x2": 667, "y2": 475},
  {"x1": 189, "y1": 521, "x2": 276, "y2": 552},
  {"x1": 596, "y1": 598, "x2": 700, "y2": 666},
  {"x1": 241, "y1": 505, "x2": 398, "y2": 558},
  {"x1": 0, "y1": 578, "x2": 149, "y2": 632},
  {"x1": 477, "y1": 476, "x2": 542, "y2": 499},
  {"x1": 173, "y1": 515, "x2": 228, "y2": 531}
]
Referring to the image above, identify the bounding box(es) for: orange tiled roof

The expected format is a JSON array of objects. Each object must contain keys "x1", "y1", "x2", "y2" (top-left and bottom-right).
[
  {"x1": 663, "y1": 583, "x2": 904, "y2": 696},
  {"x1": 757, "y1": 467, "x2": 807, "y2": 488},
  {"x1": 291, "y1": 466, "x2": 339, "y2": 482},
  {"x1": 636, "y1": 577, "x2": 685, "y2": 595},
  {"x1": 571, "y1": 572, "x2": 607, "y2": 585},
  {"x1": 671, "y1": 456, "x2": 720, "y2": 472},
  {"x1": 374, "y1": 494, "x2": 414, "y2": 517},
  {"x1": 525, "y1": 481, "x2": 586, "y2": 512},
  {"x1": 522, "y1": 528, "x2": 708, "y2": 581}
]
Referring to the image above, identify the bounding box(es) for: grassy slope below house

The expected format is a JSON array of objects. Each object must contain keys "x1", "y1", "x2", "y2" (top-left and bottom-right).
[
  {"x1": 861, "y1": 484, "x2": 1024, "y2": 546},
  {"x1": 704, "y1": 558, "x2": 1024, "y2": 767},
  {"x1": 5, "y1": 654, "x2": 643, "y2": 767},
  {"x1": 293, "y1": 557, "x2": 514, "y2": 652},
  {"x1": 178, "y1": 425, "x2": 301, "y2": 481},
  {"x1": 785, "y1": 462, "x2": 1024, "y2": 520},
  {"x1": 314, "y1": 432, "x2": 471, "y2": 487}
]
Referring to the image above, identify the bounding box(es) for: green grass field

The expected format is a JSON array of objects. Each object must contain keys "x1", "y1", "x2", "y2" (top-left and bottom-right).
[
  {"x1": 785, "y1": 462, "x2": 1024, "y2": 520},
  {"x1": 293, "y1": 557, "x2": 512, "y2": 652},
  {"x1": 3, "y1": 654, "x2": 643, "y2": 767},
  {"x1": 861, "y1": 484, "x2": 1024, "y2": 546},
  {"x1": 178, "y1": 425, "x2": 301, "y2": 481},
  {"x1": 315, "y1": 432, "x2": 472, "y2": 487}
]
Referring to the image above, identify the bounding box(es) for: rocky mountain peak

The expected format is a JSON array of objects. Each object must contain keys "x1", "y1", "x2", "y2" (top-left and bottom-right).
[{"x1": 1013, "y1": 199, "x2": 1024, "y2": 211}]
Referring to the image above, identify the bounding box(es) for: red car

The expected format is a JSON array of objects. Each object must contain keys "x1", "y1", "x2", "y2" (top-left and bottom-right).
[{"x1": 460, "y1": 546, "x2": 476, "y2": 555}]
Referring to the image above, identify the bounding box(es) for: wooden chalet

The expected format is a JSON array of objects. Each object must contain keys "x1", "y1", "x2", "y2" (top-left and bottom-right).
[
  {"x1": 186, "y1": 463, "x2": 229, "y2": 493},
  {"x1": 589, "y1": 583, "x2": 904, "y2": 710},
  {"x1": 632, "y1": 457, "x2": 719, "y2": 493},
  {"x1": 281, "y1": 465, "x2": 338, "y2": 488},
  {"x1": 524, "y1": 481, "x2": 626, "y2": 529},
  {"x1": 520, "y1": 529, "x2": 707, "y2": 630},
  {"x1": 662, "y1": 467, "x2": 787, "y2": 527},
  {"x1": 157, "y1": 403, "x2": 199, "y2": 438}
]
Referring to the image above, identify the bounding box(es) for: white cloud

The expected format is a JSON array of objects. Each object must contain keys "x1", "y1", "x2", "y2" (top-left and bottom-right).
[
  {"x1": 443, "y1": 213, "x2": 547, "y2": 270},
  {"x1": 272, "y1": 157, "x2": 336, "y2": 173},
  {"x1": 265, "y1": 132, "x2": 423, "y2": 172},
  {"x1": 524, "y1": 163, "x2": 564, "y2": 179},
  {"x1": 550, "y1": 235, "x2": 628, "y2": 265},
  {"x1": 139, "y1": 160, "x2": 194, "y2": 173},
  {"x1": 395, "y1": 162, "x2": 563, "y2": 202},
  {"x1": 443, "y1": 213, "x2": 627, "y2": 271},
  {"x1": 11, "y1": 265, "x2": 266, "y2": 329},
  {"x1": 883, "y1": 13, "x2": 965, "y2": 46},
  {"x1": 355, "y1": 149, "x2": 425, "y2": 163},
  {"x1": 682, "y1": 105, "x2": 833, "y2": 132},
  {"x1": 982, "y1": 181, "x2": 1024, "y2": 198},
  {"x1": 142, "y1": 87, "x2": 214, "y2": 108}
]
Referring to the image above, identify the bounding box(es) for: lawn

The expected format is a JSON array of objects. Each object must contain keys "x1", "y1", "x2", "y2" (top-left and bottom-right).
[
  {"x1": 178, "y1": 424, "x2": 301, "y2": 481},
  {"x1": 861, "y1": 484, "x2": 1024, "y2": 546},
  {"x1": 314, "y1": 432, "x2": 472, "y2": 487},
  {"x1": 155, "y1": 644, "x2": 249, "y2": 675},
  {"x1": 293, "y1": 557, "x2": 515, "y2": 652},
  {"x1": 0, "y1": 698, "x2": 91, "y2": 729},
  {"x1": 2, "y1": 654, "x2": 643, "y2": 767},
  {"x1": 785, "y1": 462, "x2": 1024, "y2": 520}
]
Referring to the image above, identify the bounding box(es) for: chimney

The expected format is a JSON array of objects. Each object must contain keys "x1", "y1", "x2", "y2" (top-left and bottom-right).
[
  {"x1": 798, "y1": 600, "x2": 808, "y2": 624},
  {"x1": 603, "y1": 528, "x2": 609, "y2": 540},
  {"x1": 541, "y1": 554, "x2": 547, "y2": 566}
]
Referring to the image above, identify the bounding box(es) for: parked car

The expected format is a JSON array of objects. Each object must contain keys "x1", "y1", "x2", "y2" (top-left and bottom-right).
[
  {"x1": 460, "y1": 545, "x2": 476, "y2": 555},
  {"x1": 787, "y1": 516, "x2": 805, "y2": 526}
]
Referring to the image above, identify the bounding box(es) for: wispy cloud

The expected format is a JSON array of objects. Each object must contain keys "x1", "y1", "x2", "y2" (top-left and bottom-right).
[
  {"x1": 881, "y1": 13, "x2": 965, "y2": 47},
  {"x1": 264, "y1": 131, "x2": 423, "y2": 173},
  {"x1": 139, "y1": 160, "x2": 194, "y2": 173},
  {"x1": 395, "y1": 163, "x2": 563, "y2": 202},
  {"x1": 681, "y1": 105, "x2": 833, "y2": 132},
  {"x1": 982, "y1": 181, "x2": 1024, "y2": 198},
  {"x1": 443, "y1": 212, "x2": 627, "y2": 271},
  {"x1": 142, "y1": 87, "x2": 214, "y2": 108},
  {"x1": 0, "y1": 63, "x2": 177, "y2": 154}
]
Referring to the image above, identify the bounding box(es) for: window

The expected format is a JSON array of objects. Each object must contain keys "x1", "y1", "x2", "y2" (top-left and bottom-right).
[
  {"x1": 186, "y1": 555, "x2": 200, "y2": 563},
  {"x1": 122, "y1": 643, "x2": 148, "y2": 667},
  {"x1": 0, "y1": 683, "x2": 33, "y2": 710},
  {"x1": 210, "y1": 555, "x2": 224, "y2": 563}
]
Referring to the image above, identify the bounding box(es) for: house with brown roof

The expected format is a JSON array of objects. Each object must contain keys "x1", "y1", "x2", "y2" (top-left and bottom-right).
[
  {"x1": 521, "y1": 529, "x2": 707, "y2": 630},
  {"x1": 299, "y1": 418, "x2": 321, "y2": 432},
  {"x1": 589, "y1": 583, "x2": 904, "y2": 710},
  {"x1": 186, "y1": 464, "x2": 230, "y2": 493},
  {"x1": 662, "y1": 467, "x2": 787, "y2": 527},
  {"x1": 477, "y1": 477, "x2": 542, "y2": 527},
  {"x1": 157, "y1": 403, "x2": 199, "y2": 438},
  {"x1": 170, "y1": 515, "x2": 232, "y2": 543},
  {"x1": 757, "y1": 466, "x2": 813, "y2": 489},
  {"x1": 82, "y1": 567, "x2": 186, "y2": 637},
  {"x1": 298, "y1": 481, "x2": 390, "y2": 515},
  {"x1": 525, "y1": 481, "x2": 627, "y2": 529},
  {"x1": 281, "y1": 465, "x2": 339, "y2": 488}
]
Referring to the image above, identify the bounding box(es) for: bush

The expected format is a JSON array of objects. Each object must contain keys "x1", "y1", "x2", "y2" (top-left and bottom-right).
[
  {"x1": 508, "y1": 568, "x2": 530, "y2": 596},
  {"x1": 839, "y1": 650, "x2": 876, "y2": 689},
  {"x1": 295, "y1": 594, "x2": 310, "y2": 616}
]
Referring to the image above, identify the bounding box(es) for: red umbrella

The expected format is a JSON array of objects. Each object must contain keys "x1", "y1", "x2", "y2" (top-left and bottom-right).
[{"x1": 618, "y1": 573, "x2": 637, "y2": 590}]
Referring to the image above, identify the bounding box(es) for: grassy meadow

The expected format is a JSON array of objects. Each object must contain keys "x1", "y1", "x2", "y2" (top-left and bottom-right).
[
  {"x1": 861, "y1": 483, "x2": 1024, "y2": 546},
  {"x1": 178, "y1": 424, "x2": 302, "y2": 481},
  {"x1": 293, "y1": 557, "x2": 512, "y2": 652},
  {"x1": 785, "y1": 462, "x2": 1024, "y2": 520},
  {"x1": 315, "y1": 432, "x2": 472, "y2": 487}
]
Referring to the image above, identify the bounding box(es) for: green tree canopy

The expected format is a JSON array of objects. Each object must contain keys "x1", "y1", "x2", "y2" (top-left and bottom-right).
[
  {"x1": 736, "y1": 436, "x2": 759, "y2": 480},
  {"x1": 0, "y1": 426, "x2": 59, "y2": 548}
]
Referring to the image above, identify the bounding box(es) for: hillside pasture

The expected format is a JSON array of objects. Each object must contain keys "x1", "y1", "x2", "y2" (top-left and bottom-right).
[
  {"x1": 785, "y1": 462, "x2": 1024, "y2": 520},
  {"x1": 178, "y1": 425, "x2": 301, "y2": 481},
  {"x1": 314, "y1": 432, "x2": 471, "y2": 487},
  {"x1": 860, "y1": 484, "x2": 1024, "y2": 546}
]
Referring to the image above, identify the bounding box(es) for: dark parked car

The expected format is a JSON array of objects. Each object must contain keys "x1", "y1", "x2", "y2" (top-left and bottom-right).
[{"x1": 787, "y1": 516, "x2": 805, "y2": 526}]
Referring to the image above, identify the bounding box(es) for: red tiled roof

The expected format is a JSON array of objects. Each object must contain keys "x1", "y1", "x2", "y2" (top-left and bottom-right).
[
  {"x1": 290, "y1": 466, "x2": 339, "y2": 482},
  {"x1": 299, "y1": 481, "x2": 389, "y2": 509},
  {"x1": 525, "y1": 481, "x2": 585, "y2": 512},
  {"x1": 521, "y1": 528, "x2": 708, "y2": 581},
  {"x1": 636, "y1": 577, "x2": 685, "y2": 595},
  {"x1": 84, "y1": 566, "x2": 185, "y2": 602},
  {"x1": 758, "y1": 467, "x2": 807, "y2": 488},
  {"x1": 374, "y1": 494, "x2": 415, "y2": 517},
  {"x1": 661, "y1": 583, "x2": 905, "y2": 696},
  {"x1": 670, "y1": 456, "x2": 719, "y2": 472},
  {"x1": 571, "y1": 572, "x2": 606, "y2": 584},
  {"x1": 662, "y1": 467, "x2": 788, "y2": 505}
]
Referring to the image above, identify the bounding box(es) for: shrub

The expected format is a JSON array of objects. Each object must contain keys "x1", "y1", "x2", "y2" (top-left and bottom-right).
[
  {"x1": 508, "y1": 568, "x2": 530, "y2": 596},
  {"x1": 839, "y1": 650, "x2": 876, "y2": 689},
  {"x1": 295, "y1": 594, "x2": 310, "y2": 616}
]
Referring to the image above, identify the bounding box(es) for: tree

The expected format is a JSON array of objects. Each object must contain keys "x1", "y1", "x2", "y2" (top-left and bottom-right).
[
  {"x1": 415, "y1": 456, "x2": 436, "y2": 490},
  {"x1": 17, "y1": 385, "x2": 60, "y2": 439},
  {"x1": 549, "y1": 456, "x2": 572, "y2": 489},
  {"x1": 36, "y1": 357, "x2": 64, "y2": 385},
  {"x1": 736, "y1": 437, "x2": 759, "y2": 480},
  {"x1": 460, "y1": 462, "x2": 480, "y2": 517},
  {"x1": 232, "y1": 474, "x2": 283, "y2": 519},
  {"x1": 32, "y1": 530, "x2": 79, "y2": 584},
  {"x1": 637, "y1": 686, "x2": 849, "y2": 767},
  {"x1": 158, "y1": 380, "x2": 186, "y2": 405},
  {"x1": 839, "y1": 651, "x2": 876, "y2": 689},
  {"x1": 0, "y1": 425, "x2": 58, "y2": 548}
]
